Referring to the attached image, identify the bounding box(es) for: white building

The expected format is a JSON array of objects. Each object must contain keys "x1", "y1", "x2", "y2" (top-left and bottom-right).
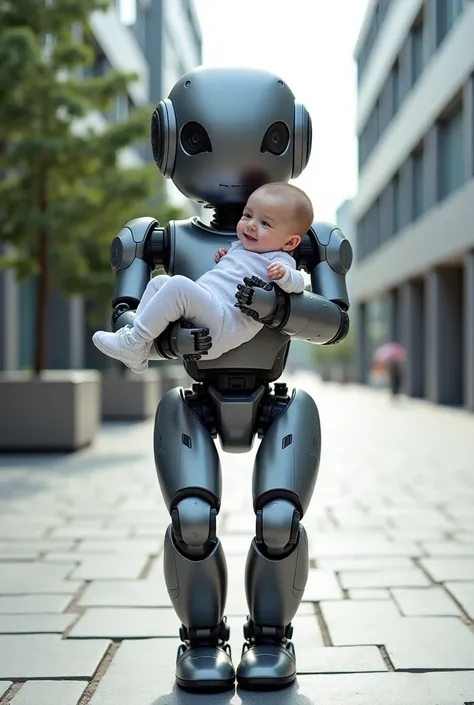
[{"x1": 352, "y1": 0, "x2": 474, "y2": 410}]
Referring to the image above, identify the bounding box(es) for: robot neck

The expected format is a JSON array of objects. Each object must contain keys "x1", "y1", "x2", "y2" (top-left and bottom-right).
[{"x1": 209, "y1": 204, "x2": 244, "y2": 232}]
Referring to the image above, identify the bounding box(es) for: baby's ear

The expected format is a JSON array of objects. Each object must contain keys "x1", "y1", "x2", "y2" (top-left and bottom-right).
[{"x1": 283, "y1": 234, "x2": 301, "y2": 251}]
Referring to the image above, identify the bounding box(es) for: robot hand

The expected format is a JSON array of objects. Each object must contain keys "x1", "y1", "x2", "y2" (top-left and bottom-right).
[
  {"x1": 167, "y1": 320, "x2": 213, "y2": 361},
  {"x1": 234, "y1": 276, "x2": 284, "y2": 325},
  {"x1": 112, "y1": 303, "x2": 137, "y2": 332}
]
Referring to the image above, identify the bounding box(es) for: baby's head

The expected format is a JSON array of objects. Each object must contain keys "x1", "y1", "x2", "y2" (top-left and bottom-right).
[{"x1": 237, "y1": 182, "x2": 314, "y2": 254}]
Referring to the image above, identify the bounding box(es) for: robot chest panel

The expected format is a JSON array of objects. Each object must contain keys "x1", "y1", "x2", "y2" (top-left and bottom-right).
[{"x1": 171, "y1": 220, "x2": 237, "y2": 281}]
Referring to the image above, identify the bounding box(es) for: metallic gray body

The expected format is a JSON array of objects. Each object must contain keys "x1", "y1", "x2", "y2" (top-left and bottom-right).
[{"x1": 106, "y1": 66, "x2": 352, "y2": 692}]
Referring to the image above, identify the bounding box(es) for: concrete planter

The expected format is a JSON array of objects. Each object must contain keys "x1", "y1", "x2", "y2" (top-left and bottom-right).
[
  {"x1": 0, "y1": 370, "x2": 101, "y2": 452},
  {"x1": 101, "y1": 368, "x2": 161, "y2": 421}
]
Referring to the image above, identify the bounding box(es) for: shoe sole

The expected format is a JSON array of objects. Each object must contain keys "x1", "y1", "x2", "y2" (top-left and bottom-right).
[
  {"x1": 237, "y1": 673, "x2": 296, "y2": 690},
  {"x1": 92, "y1": 336, "x2": 148, "y2": 374},
  {"x1": 176, "y1": 676, "x2": 235, "y2": 693}
]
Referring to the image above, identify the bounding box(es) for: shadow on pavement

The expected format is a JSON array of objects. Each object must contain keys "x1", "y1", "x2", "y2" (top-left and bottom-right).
[{"x1": 151, "y1": 682, "x2": 315, "y2": 704}]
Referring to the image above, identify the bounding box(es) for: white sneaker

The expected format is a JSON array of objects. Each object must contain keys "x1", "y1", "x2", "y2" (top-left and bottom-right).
[{"x1": 92, "y1": 326, "x2": 149, "y2": 374}]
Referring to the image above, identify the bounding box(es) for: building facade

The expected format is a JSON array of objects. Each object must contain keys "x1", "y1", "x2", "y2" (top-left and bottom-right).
[
  {"x1": 352, "y1": 0, "x2": 474, "y2": 410},
  {"x1": 0, "y1": 0, "x2": 202, "y2": 373},
  {"x1": 131, "y1": 0, "x2": 202, "y2": 210}
]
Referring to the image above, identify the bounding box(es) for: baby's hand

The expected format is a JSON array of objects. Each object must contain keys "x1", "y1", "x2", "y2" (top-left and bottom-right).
[
  {"x1": 267, "y1": 262, "x2": 286, "y2": 281},
  {"x1": 214, "y1": 248, "x2": 228, "y2": 263}
]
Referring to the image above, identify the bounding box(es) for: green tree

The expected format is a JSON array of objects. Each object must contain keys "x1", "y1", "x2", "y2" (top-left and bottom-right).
[{"x1": 0, "y1": 0, "x2": 159, "y2": 374}]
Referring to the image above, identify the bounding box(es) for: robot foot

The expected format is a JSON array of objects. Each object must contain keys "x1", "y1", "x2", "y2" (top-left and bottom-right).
[
  {"x1": 236, "y1": 621, "x2": 296, "y2": 690},
  {"x1": 175, "y1": 643, "x2": 235, "y2": 692},
  {"x1": 175, "y1": 621, "x2": 235, "y2": 693}
]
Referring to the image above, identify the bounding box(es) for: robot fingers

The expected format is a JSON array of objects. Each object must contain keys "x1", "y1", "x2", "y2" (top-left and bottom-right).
[
  {"x1": 191, "y1": 328, "x2": 213, "y2": 353},
  {"x1": 235, "y1": 283, "x2": 254, "y2": 307},
  {"x1": 234, "y1": 303, "x2": 260, "y2": 321},
  {"x1": 243, "y1": 275, "x2": 273, "y2": 292}
]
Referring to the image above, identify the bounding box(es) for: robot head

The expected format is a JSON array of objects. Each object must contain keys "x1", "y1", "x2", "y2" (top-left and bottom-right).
[{"x1": 151, "y1": 66, "x2": 312, "y2": 207}]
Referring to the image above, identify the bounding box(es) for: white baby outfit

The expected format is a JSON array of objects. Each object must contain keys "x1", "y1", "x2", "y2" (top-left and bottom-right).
[
  {"x1": 92, "y1": 240, "x2": 305, "y2": 370},
  {"x1": 132, "y1": 240, "x2": 305, "y2": 360}
]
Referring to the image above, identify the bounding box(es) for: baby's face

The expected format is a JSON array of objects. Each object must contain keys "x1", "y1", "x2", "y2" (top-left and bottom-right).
[{"x1": 236, "y1": 190, "x2": 301, "y2": 254}]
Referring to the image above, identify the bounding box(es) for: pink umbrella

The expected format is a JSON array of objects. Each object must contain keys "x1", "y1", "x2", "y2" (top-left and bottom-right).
[{"x1": 373, "y1": 342, "x2": 406, "y2": 364}]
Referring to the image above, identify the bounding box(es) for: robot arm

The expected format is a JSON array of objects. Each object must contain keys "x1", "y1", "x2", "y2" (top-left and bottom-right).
[
  {"x1": 235, "y1": 224, "x2": 352, "y2": 346},
  {"x1": 110, "y1": 217, "x2": 212, "y2": 360},
  {"x1": 110, "y1": 217, "x2": 160, "y2": 331}
]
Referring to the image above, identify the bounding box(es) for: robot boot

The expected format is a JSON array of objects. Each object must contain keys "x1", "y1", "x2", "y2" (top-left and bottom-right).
[
  {"x1": 236, "y1": 387, "x2": 321, "y2": 689},
  {"x1": 236, "y1": 508, "x2": 309, "y2": 689},
  {"x1": 155, "y1": 389, "x2": 234, "y2": 692},
  {"x1": 163, "y1": 525, "x2": 234, "y2": 691}
]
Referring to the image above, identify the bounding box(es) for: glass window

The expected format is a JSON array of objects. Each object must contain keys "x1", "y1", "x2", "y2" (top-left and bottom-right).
[
  {"x1": 413, "y1": 149, "x2": 425, "y2": 219},
  {"x1": 411, "y1": 25, "x2": 424, "y2": 85},
  {"x1": 439, "y1": 106, "x2": 465, "y2": 200},
  {"x1": 392, "y1": 62, "x2": 399, "y2": 115},
  {"x1": 438, "y1": 0, "x2": 466, "y2": 43},
  {"x1": 392, "y1": 174, "x2": 400, "y2": 235}
]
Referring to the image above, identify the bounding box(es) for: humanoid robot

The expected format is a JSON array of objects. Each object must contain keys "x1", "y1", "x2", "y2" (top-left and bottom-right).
[{"x1": 108, "y1": 66, "x2": 352, "y2": 692}]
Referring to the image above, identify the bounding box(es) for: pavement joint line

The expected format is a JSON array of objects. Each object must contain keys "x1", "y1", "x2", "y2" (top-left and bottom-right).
[
  {"x1": 387, "y1": 588, "x2": 405, "y2": 617},
  {"x1": 314, "y1": 603, "x2": 332, "y2": 646},
  {"x1": 412, "y1": 556, "x2": 436, "y2": 582},
  {"x1": 62, "y1": 582, "x2": 90, "y2": 637},
  {"x1": 0, "y1": 683, "x2": 23, "y2": 705},
  {"x1": 439, "y1": 583, "x2": 474, "y2": 633},
  {"x1": 137, "y1": 554, "x2": 157, "y2": 580},
  {"x1": 76, "y1": 641, "x2": 120, "y2": 705},
  {"x1": 378, "y1": 645, "x2": 395, "y2": 672}
]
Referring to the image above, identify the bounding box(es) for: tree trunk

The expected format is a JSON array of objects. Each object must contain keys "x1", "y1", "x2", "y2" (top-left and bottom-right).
[{"x1": 34, "y1": 174, "x2": 49, "y2": 376}]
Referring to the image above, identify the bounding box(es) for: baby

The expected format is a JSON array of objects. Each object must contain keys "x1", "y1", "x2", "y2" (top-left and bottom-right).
[{"x1": 92, "y1": 182, "x2": 313, "y2": 372}]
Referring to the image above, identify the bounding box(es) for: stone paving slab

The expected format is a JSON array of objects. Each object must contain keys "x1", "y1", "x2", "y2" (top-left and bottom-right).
[
  {"x1": 0, "y1": 595, "x2": 72, "y2": 614},
  {"x1": 68, "y1": 607, "x2": 181, "y2": 638},
  {"x1": 445, "y1": 581, "x2": 474, "y2": 618},
  {"x1": 2, "y1": 375, "x2": 474, "y2": 703},
  {"x1": 316, "y1": 557, "x2": 415, "y2": 571},
  {"x1": 420, "y1": 557, "x2": 474, "y2": 582},
  {"x1": 0, "y1": 634, "x2": 110, "y2": 679},
  {"x1": 0, "y1": 563, "x2": 79, "y2": 595},
  {"x1": 301, "y1": 569, "x2": 343, "y2": 601},
  {"x1": 9, "y1": 681, "x2": 87, "y2": 705},
  {"x1": 348, "y1": 588, "x2": 391, "y2": 600},
  {"x1": 69, "y1": 554, "x2": 149, "y2": 580},
  {"x1": 0, "y1": 614, "x2": 74, "y2": 634},
  {"x1": 88, "y1": 639, "x2": 474, "y2": 704},
  {"x1": 390, "y1": 586, "x2": 461, "y2": 616},
  {"x1": 385, "y1": 617, "x2": 474, "y2": 671},
  {"x1": 342, "y1": 567, "x2": 433, "y2": 589},
  {"x1": 421, "y1": 541, "x2": 474, "y2": 556}
]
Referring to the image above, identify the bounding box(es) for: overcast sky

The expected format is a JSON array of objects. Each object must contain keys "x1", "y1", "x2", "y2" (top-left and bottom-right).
[{"x1": 193, "y1": 0, "x2": 368, "y2": 222}]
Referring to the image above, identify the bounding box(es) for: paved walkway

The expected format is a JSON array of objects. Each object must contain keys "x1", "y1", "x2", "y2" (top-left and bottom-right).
[{"x1": 0, "y1": 374, "x2": 474, "y2": 704}]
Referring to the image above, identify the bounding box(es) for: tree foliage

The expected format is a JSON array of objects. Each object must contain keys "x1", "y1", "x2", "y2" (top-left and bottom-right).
[{"x1": 0, "y1": 0, "x2": 173, "y2": 372}]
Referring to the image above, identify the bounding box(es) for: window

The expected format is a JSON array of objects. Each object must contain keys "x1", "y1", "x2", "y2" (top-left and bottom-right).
[
  {"x1": 392, "y1": 61, "x2": 400, "y2": 115},
  {"x1": 412, "y1": 148, "x2": 425, "y2": 219},
  {"x1": 411, "y1": 24, "x2": 424, "y2": 85},
  {"x1": 438, "y1": 0, "x2": 466, "y2": 44},
  {"x1": 439, "y1": 106, "x2": 465, "y2": 200},
  {"x1": 392, "y1": 173, "x2": 400, "y2": 235}
]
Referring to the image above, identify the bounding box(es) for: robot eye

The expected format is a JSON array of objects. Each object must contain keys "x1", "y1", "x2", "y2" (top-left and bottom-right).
[
  {"x1": 180, "y1": 121, "x2": 212, "y2": 156},
  {"x1": 261, "y1": 121, "x2": 290, "y2": 156}
]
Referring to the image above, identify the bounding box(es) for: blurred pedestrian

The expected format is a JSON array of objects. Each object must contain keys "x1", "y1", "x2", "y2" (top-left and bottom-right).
[{"x1": 373, "y1": 342, "x2": 406, "y2": 400}]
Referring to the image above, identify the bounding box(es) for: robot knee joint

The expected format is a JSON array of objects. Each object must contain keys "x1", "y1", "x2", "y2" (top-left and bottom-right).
[
  {"x1": 256, "y1": 498, "x2": 300, "y2": 551},
  {"x1": 171, "y1": 496, "x2": 216, "y2": 548}
]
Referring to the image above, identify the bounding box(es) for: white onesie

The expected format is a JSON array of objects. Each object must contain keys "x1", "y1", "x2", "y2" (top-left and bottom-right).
[{"x1": 133, "y1": 240, "x2": 305, "y2": 360}]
